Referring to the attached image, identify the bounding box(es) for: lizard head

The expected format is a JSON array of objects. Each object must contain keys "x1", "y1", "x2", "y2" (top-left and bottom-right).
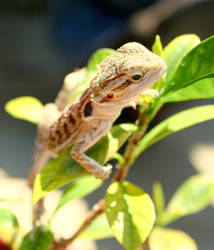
[{"x1": 92, "y1": 42, "x2": 166, "y2": 104}]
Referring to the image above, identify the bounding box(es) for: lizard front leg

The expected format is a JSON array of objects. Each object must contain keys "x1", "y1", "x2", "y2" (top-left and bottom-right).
[{"x1": 71, "y1": 120, "x2": 112, "y2": 180}]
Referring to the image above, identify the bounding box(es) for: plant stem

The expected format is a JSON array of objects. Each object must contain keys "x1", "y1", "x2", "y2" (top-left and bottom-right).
[
  {"x1": 114, "y1": 111, "x2": 148, "y2": 181},
  {"x1": 52, "y1": 199, "x2": 105, "y2": 250},
  {"x1": 138, "y1": 239, "x2": 149, "y2": 250},
  {"x1": 53, "y1": 111, "x2": 150, "y2": 249}
]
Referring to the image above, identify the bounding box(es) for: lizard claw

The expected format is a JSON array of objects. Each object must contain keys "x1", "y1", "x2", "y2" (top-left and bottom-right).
[
  {"x1": 101, "y1": 164, "x2": 112, "y2": 180},
  {"x1": 92, "y1": 163, "x2": 112, "y2": 180}
]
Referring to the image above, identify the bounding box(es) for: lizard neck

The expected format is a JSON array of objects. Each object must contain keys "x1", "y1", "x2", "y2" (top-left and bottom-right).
[{"x1": 91, "y1": 98, "x2": 127, "y2": 120}]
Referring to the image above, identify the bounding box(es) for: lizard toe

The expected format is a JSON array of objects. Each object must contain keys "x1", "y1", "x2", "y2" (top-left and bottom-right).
[{"x1": 102, "y1": 164, "x2": 112, "y2": 180}]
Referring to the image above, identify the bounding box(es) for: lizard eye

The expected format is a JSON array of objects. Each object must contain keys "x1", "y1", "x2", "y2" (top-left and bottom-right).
[
  {"x1": 129, "y1": 69, "x2": 144, "y2": 82},
  {"x1": 131, "y1": 74, "x2": 142, "y2": 81}
]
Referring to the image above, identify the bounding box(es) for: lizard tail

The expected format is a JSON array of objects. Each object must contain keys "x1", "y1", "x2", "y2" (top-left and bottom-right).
[
  {"x1": 28, "y1": 131, "x2": 50, "y2": 188},
  {"x1": 28, "y1": 103, "x2": 62, "y2": 188}
]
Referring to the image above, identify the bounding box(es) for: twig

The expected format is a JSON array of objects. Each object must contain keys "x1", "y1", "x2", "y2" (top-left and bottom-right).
[
  {"x1": 29, "y1": 70, "x2": 152, "y2": 248},
  {"x1": 53, "y1": 111, "x2": 150, "y2": 249},
  {"x1": 52, "y1": 199, "x2": 105, "y2": 250},
  {"x1": 114, "y1": 112, "x2": 148, "y2": 182},
  {"x1": 32, "y1": 199, "x2": 45, "y2": 225},
  {"x1": 138, "y1": 239, "x2": 149, "y2": 250}
]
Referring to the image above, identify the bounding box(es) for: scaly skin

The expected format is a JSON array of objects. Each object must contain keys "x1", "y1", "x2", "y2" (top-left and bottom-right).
[{"x1": 45, "y1": 42, "x2": 166, "y2": 180}]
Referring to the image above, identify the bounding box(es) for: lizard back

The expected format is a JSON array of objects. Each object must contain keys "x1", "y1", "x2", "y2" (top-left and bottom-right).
[{"x1": 47, "y1": 89, "x2": 92, "y2": 151}]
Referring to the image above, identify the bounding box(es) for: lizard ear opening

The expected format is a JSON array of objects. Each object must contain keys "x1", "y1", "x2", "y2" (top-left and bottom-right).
[
  {"x1": 84, "y1": 101, "x2": 93, "y2": 117},
  {"x1": 107, "y1": 93, "x2": 114, "y2": 99}
]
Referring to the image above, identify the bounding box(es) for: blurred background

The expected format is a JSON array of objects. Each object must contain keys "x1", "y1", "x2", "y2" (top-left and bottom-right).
[{"x1": 0, "y1": 0, "x2": 214, "y2": 249}]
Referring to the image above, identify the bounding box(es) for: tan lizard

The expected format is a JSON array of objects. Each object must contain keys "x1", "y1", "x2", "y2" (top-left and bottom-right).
[{"x1": 29, "y1": 42, "x2": 166, "y2": 185}]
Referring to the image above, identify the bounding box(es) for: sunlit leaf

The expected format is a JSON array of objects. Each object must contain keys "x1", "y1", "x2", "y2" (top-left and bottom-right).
[
  {"x1": 105, "y1": 181, "x2": 155, "y2": 250},
  {"x1": 147, "y1": 34, "x2": 200, "y2": 120},
  {"x1": 69, "y1": 48, "x2": 115, "y2": 103},
  {"x1": 0, "y1": 208, "x2": 19, "y2": 228},
  {"x1": 161, "y1": 75, "x2": 214, "y2": 102},
  {"x1": 133, "y1": 105, "x2": 214, "y2": 162},
  {"x1": 152, "y1": 35, "x2": 165, "y2": 90},
  {"x1": 152, "y1": 35, "x2": 163, "y2": 57},
  {"x1": 33, "y1": 123, "x2": 137, "y2": 203},
  {"x1": 161, "y1": 35, "x2": 214, "y2": 97},
  {"x1": 149, "y1": 227, "x2": 197, "y2": 250},
  {"x1": 153, "y1": 182, "x2": 165, "y2": 218},
  {"x1": 80, "y1": 213, "x2": 113, "y2": 239},
  {"x1": 87, "y1": 48, "x2": 115, "y2": 73},
  {"x1": 5, "y1": 96, "x2": 43, "y2": 124},
  {"x1": 0, "y1": 208, "x2": 19, "y2": 245},
  {"x1": 54, "y1": 176, "x2": 102, "y2": 213},
  {"x1": 163, "y1": 34, "x2": 200, "y2": 84},
  {"x1": 160, "y1": 175, "x2": 214, "y2": 225}
]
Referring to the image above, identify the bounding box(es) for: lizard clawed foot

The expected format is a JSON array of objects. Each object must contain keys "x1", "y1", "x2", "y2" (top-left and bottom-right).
[
  {"x1": 102, "y1": 164, "x2": 112, "y2": 179},
  {"x1": 94, "y1": 164, "x2": 112, "y2": 180}
]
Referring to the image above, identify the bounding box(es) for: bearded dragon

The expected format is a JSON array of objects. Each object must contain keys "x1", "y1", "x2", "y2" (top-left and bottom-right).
[{"x1": 29, "y1": 42, "x2": 166, "y2": 185}]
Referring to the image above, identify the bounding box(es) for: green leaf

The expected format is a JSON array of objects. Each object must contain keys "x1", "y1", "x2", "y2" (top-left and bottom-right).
[
  {"x1": 161, "y1": 74, "x2": 214, "y2": 103},
  {"x1": 19, "y1": 226, "x2": 53, "y2": 250},
  {"x1": 152, "y1": 35, "x2": 164, "y2": 90},
  {"x1": 133, "y1": 105, "x2": 214, "y2": 161},
  {"x1": 0, "y1": 208, "x2": 19, "y2": 228},
  {"x1": 161, "y1": 35, "x2": 214, "y2": 97},
  {"x1": 68, "y1": 72, "x2": 90, "y2": 104},
  {"x1": 152, "y1": 182, "x2": 165, "y2": 218},
  {"x1": 87, "y1": 48, "x2": 115, "y2": 73},
  {"x1": 152, "y1": 35, "x2": 163, "y2": 57},
  {"x1": 163, "y1": 34, "x2": 200, "y2": 84},
  {"x1": 161, "y1": 175, "x2": 214, "y2": 225},
  {"x1": 80, "y1": 213, "x2": 113, "y2": 239},
  {"x1": 149, "y1": 227, "x2": 197, "y2": 250},
  {"x1": 33, "y1": 123, "x2": 137, "y2": 203},
  {"x1": 5, "y1": 96, "x2": 43, "y2": 124},
  {"x1": 0, "y1": 208, "x2": 19, "y2": 247},
  {"x1": 147, "y1": 34, "x2": 200, "y2": 120},
  {"x1": 110, "y1": 152, "x2": 125, "y2": 166},
  {"x1": 105, "y1": 181, "x2": 155, "y2": 250},
  {"x1": 54, "y1": 176, "x2": 102, "y2": 213},
  {"x1": 69, "y1": 48, "x2": 115, "y2": 104}
]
